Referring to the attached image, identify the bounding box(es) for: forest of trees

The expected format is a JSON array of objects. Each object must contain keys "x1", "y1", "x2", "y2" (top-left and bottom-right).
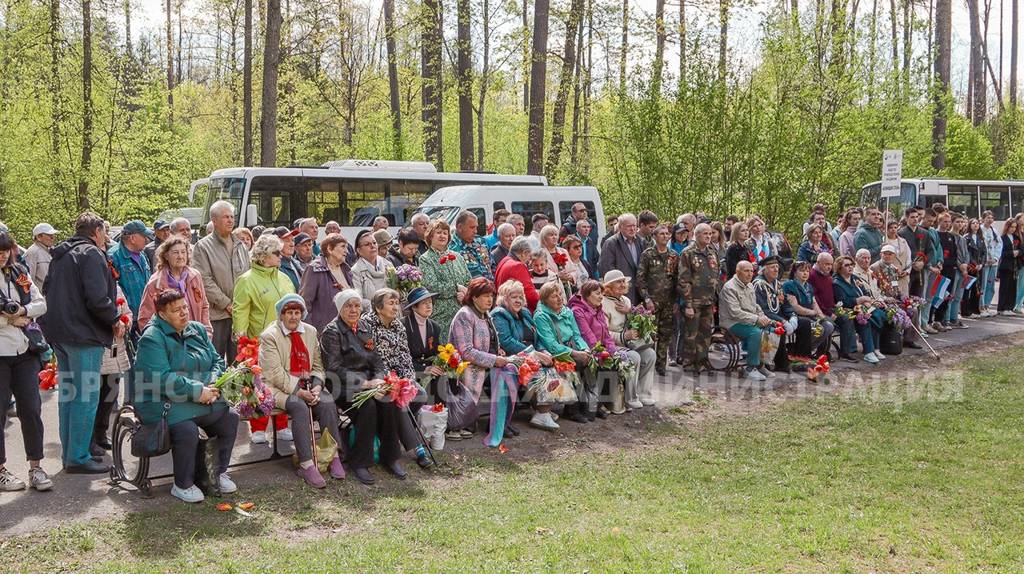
[{"x1": 2, "y1": 0, "x2": 1024, "y2": 238}]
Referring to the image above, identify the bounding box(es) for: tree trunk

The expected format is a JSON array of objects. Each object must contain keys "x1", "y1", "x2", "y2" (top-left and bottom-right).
[
  {"x1": 652, "y1": 0, "x2": 665, "y2": 96},
  {"x1": 176, "y1": 0, "x2": 183, "y2": 85},
  {"x1": 570, "y1": 9, "x2": 584, "y2": 165},
  {"x1": 244, "y1": 0, "x2": 253, "y2": 165},
  {"x1": 545, "y1": 0, "x2": 583, "y2": 176},
  {"x1": 679, "y1": 0, "x2": 686, "y2": 90},
  {"x1": 124, "y1": 0, "x2": 132, "y2": 59},
  {"x1": 522, "y1": 0, "x2": 530, "y2": 113},
  {"x1": 166, "y1": 0, "x2": 174, "y2": 123},
  {"x1": 969, "y1": 0, "x2": 987, "y2": 124},
  {"x1": 868, "y1": 0, "x2": 877, "y2": 103},
  {"x1": 1012, "y1": 0, "x2": 1018, "y2": 105},
  {"x1": 619, "y1": 0, "x2": 627, "y2": 95},
  {"x1": 79, "y1": 0, "x2": 93, "y2": 211},
  {"x1": 932, "y1": 0, "x2": 951, "y2": 170},
  {"x1": 527, "y1": 0, "x2": 549, "y2": 175},
  {"x1": 260, "y1": 0, "x2": 283, "y2": 167},
  {"x1": 422, "y1": 0, "x2": 444, "y2": 169},
  {"x1": 384, "y1": 0, "x2": 403, "y2": 159},
  {"x1": 477, "y1": 0, "x2": 491, "y2": 170},
  {"x1": 718, "y1": 0, "x2": 728, "y2": 83},
  {"x1": 582, "y1": 0, "x2": 592, "y2": 175},
  {"x1": 902, "y1": 0, "x2": 911, "y2": 92},
  {"x1": 50, "y1": 0, "x2": 63, "y2": 200},
  {"x1": 457, "y1": 0, "x2": 474, "y2": 170},
  {"x1": 890, "y1": 0, "x2": 899, "y2": 81}
]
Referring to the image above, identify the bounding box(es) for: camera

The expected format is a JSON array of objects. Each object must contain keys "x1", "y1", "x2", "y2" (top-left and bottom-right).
[{"x1": 0, "y1": 294, "x2": 21, "y2": 315}]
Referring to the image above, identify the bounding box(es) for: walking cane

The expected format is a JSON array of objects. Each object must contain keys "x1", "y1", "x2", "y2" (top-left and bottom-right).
[
  {"x1": 407, "y1": 408, "x2": 438, "y2": 467},
  {"x1": 908, "y1": 320, "x2": 941, "y2": 360}
]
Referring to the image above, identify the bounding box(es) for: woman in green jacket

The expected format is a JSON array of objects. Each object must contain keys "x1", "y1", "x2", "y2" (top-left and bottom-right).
[
  {"x1": 532, "y1": 281, "x2": 595, "y2": 424},
  {"x1": 231, "y1": 233, "x2": 293, "y2": 443},
  {"x1": 420, "y1": 220, "x2": 472, "y2": 344},
  {"x1": 133, "y1": 290, "x2": 239, "y2": 504}
]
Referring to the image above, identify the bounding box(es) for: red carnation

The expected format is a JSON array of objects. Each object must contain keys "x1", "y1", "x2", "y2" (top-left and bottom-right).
[
  {"x1": 447, "y1": 355, "x2": 459, "y2": 369},
  {"x1": 116, "y1": 297, "x2": 126, "y2": 306},
  {"x1": 119, "y1": 315, "x2": 130, "y2": 325}
]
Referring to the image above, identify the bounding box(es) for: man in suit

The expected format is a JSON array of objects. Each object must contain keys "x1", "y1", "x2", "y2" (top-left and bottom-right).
[
  {"x1": 575, "y1": 219, "x2": 599, "y2": 278},
  {"x1": 598, "y1": 213, "x2": 643, "y2": 302}
]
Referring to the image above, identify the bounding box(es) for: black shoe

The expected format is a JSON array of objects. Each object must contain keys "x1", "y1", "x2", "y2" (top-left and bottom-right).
[
  {"x1": 95, "y1": 437, "x2": 113, "y2": 451},
  {"x1": 568, "y1": 413, "x2": 589, "y2": 424},
  {"x1": 594, "y1": 409, "x2": 608, "y2": 419},
  {"x1": 64, "y1": 460, "x2": 110, "y2": 474},
  {"x1": 905, "y1": 341, "x2": 923, "y2": 349},
  {"x1": 839, "y1": 353, "x2": 858, "y2": 363},
  {"x1": 656, "y1": 367, "x2": 667, "y2": 377},
  {"x1": 416, "y1": 453, "x2": 433, "y2": 469},
  {"x1": 387, "y1": 461, "x2": 407, "y2": 480},
  {"x1": 506, "y1": 424, "x2": 521, "y2": 436},
  {"x1": 353, "y1": 467, "x2": 375, "y2": 485},
  {"x1": 89, "y1": 443, "x2": 105, "y2": 459}
]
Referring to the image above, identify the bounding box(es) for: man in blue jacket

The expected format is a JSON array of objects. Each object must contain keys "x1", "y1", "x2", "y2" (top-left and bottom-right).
[
  {"x1": 108, "y1": 220, "x2": 153, "y2": 333},
  {"x1": 40, "y1": 212, "x2": 120, "y2": 474}
]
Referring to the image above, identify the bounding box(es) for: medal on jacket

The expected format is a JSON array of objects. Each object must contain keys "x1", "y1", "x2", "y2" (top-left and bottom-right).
[{"x1": 365, "y1": 339, "x2": 375, "y2": 351}]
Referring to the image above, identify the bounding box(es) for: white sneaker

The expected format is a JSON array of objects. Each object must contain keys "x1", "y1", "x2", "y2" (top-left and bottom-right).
[
  {"x1": 1002, "y1": 310, "x2": 1016, "y2": 317},
  {"x1": 757, "y1": 366, "x2": 777, "y2": 378},
  {"x1": 276, "y1": 427, "x2": 294, "y2": 442},
  {"x1": 863, "y1": 352, "x2": 879, "y2": 364},
  {"x1": 874, "y1": 350, "x2": 886, "y2": 360},
  {"x1": 745, "y1": 368, "x2": 767, "y2": 381},
  {"x1": 250, "y1": 431, "x2": 268, "y2": 445},
  {"x1": 217, "y1": 472, "x2": 237, "y2": 494},
  {"x1": 0, "y1": 468, "x2": 26, "y2": 491},
  {"x1": 627, "y1": 400, "x2": 645, "y2": 409},
  {"x1": 171, "y1": 484, "x2": 205, "y2": 503},
  {"x1": 529, "y1": 412, "x2": 560, "y2": 431}
]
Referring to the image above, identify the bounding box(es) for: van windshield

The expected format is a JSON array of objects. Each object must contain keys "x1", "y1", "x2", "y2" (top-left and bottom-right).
[{"x1": 414, "y1": 205, "x2": 460, "y2": 224}]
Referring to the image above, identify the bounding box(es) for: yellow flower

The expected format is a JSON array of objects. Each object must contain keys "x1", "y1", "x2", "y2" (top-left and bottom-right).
[{"x1": 456, "y1": 361, "x2": 469, "y2": 376}]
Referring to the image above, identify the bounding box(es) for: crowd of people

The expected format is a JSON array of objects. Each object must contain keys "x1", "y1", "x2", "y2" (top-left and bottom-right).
[{"x1": 0, "y1": 198, "x2": 1018, "y2": 503}]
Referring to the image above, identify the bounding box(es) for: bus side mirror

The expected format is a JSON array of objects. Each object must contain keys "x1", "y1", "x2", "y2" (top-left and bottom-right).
[{"x1": 245, "y1": 203, "x2": 258, "y2": 227}]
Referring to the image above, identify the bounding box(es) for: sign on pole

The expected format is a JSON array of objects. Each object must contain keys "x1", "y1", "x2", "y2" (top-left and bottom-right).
[{"x1": 880, "y1": 149, "x2": 903, "y2": 198}]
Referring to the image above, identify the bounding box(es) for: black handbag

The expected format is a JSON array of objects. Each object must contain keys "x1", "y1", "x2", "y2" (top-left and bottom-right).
[
  {"x1": 132, "y1": 402, "x2": 172, "y2": 458},
  {"x1": 879, "y1": 323, "x2": 904, "y2": 356},
  {"x1": 21, "y1": 321, "x2": 49, "y2": 355}
]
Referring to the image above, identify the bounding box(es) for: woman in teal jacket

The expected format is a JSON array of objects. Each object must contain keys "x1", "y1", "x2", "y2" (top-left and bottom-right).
[
  {"x1": 134, "y1": 290, "x2": 239, "y2": 504},
  {"x1": 532, "y1": 281, "x2": 595, "y2": 423}
]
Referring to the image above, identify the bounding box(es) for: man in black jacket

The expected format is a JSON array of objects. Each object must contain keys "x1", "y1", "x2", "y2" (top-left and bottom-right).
[
  {"x1": 598, "y1": 213, "x2": 644, "y2": 302},
  {"x1": 40, "y1": 212, "x2": 120, "y2": 474}
]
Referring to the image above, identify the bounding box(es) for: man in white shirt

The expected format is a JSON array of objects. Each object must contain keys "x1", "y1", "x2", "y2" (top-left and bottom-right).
[{"x1": 980, "y1": 210, "x2": 1002, "y2": 316}]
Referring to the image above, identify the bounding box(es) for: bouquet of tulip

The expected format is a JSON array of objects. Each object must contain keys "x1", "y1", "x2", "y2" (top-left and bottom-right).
[
  {"x1": 769, "y1": 321, "x2": 786, "y2": 336},
  {"x1": 900, "y1": 296, "x2": 926, "y2": 312},
  {"x1": 553, "y1": 353, "x2": 577, "y2": 373},
  {"x1": 627, "y1": 305, "x2": 657, "y2": 344},
  {"x1": 38, "y1": 359, "x2": 58, "y2": 391},
  {"x1": 213, "y1": 337, "x2": 274, "y2": 418},
  {"x1": 430, "y1": 343, "x2": 470, "y2": 379},
  {"x1": 346, "y1": 371, "x2": 418, "y2": 413},
  {"x1": 805, "y1": 355, "x2": 831, "y2": 383},
  {"x1": 515, "y1": 352, "x2": 542, "y2": 387},
  {"x1": 590, "y1": 342, "x2": 617, "y2": 372},
  {"x1": 389, "y1": 264, "x2": 423, "y2": 294}
]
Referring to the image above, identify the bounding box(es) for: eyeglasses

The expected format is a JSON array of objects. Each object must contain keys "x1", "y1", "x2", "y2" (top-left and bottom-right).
[{"x1": 271, "y1": 250, "x2": 282, "y2": 256}]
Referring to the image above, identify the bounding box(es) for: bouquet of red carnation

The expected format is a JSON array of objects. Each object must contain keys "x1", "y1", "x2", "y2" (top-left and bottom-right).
[
  {"x1": 236, "y1": 336, "x2": 259, "y2": 364},
  {"x1": 553, "y1": 251, "x2": 568, "y2": 268},
  {"x1": 438, "y1": 253, "x2": 458, "y2": 265},
  {"x1": 772, "y1": 321, "x2": 786, "y2": 336},
  {"x1": 806, "y1": 355, "x2": 831, "y2": 383},
  {"x1": 38, "y1": 359, "x2": 58, "y2": 390},
  {"x1": 347, "y1": 371, "x2": 418, "y2": 412}
]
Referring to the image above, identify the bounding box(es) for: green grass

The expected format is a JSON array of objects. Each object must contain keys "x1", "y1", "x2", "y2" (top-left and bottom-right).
[{"x1": 5, "y1": 353, "x2": 1024, "y2": 573}]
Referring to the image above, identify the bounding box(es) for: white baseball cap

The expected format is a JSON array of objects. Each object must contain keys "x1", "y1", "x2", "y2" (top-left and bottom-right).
[{"x1": 33, "y1": 223, "x2": 59, "y2": 237}]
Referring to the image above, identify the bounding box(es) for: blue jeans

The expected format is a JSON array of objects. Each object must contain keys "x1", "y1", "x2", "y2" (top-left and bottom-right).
[
  {"x1": 836, "y1": 316, "x2": 878, "y2": 355},
  {"x1": 1015, "y1": 268, "x2": 1024, "y2": 310},
  {"x1": 729, "y1": 323, "x2": 763, "y2": 368},
  {"x1": 982, "y1": 264, "x2": 998, "y2": 308},
  {"x1": 54, "y1": 343, "x2": 104, "y2": 467},
  {"x1": 946, "y1": 273, "x2": 964, "y2": 323}
]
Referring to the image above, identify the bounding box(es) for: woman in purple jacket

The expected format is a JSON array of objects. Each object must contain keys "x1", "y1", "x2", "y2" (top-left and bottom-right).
[{"x1": 299, "y1": 234, "x2": 353, "y2": 334}]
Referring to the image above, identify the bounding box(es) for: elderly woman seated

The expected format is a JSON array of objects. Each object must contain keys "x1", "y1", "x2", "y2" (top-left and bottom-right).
[
  {"x1": 449, "y1": 277, "x2": 520, "y2": 447},
  {"x1": 490, "y1": 280, "x2": 558, "y2": 430},
  {"x1": 832, "y1": 255, "x2": 886, "y2": 364},
  {"x1": 259, "y1": 294, "x2": 344, "y2": 488},
  {"x1": 601, "y1": 270, "x2": 655, "y2": 407},
  {"x1": 133, "y1": 290, "x2": 239, "y2": 503},
  {"x1": 782, "y1": 261, "x2": 836, "y2": 358},
  {"x1": 569, "y1": 279, "x2": 640, "y2": 415},
  {"x1": 534, "y1": 281, "x2": 595, "y2": 423},
  {"x1": 321, "y1": 289, "x2": 404, "y2": 485},
  {"x1": 360, "y1": 288, "x2": 432, "y2": 468}
]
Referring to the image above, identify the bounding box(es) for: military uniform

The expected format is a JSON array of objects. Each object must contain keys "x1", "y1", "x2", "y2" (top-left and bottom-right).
[
  {"x1": 636, "y1": 246, "x2": 678, "y2": 372},
  {"x1": 676, "y1": 243, "x2": 722, "y2": 368}
]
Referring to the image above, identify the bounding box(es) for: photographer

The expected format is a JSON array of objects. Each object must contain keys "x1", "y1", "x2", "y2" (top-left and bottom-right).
[{"x1": 0, "y1": 231, "x2": 51, "y2": 492}]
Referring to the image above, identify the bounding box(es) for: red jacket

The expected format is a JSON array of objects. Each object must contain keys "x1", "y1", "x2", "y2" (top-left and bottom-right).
[{"x1": 495, "y1": 256, "x2": 540, "y2": 312}]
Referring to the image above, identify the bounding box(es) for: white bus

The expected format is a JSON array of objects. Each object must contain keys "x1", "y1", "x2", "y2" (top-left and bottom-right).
[
  {"x1": 192, "y1": 160, "x2": 547, "y2": 241},
  {"x1": 861, "y1": 178, "x2": 1024, "y2": 229}
]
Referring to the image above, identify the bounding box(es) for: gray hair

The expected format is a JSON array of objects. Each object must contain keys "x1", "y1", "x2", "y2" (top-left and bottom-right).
[
  {"x1": 209, "y1": 200, "x2": 235, "y2": 219},
  {"x1": 507, "y1": 213, "x2": 524, "y2": 225},
  {"x1": 539, "y1": 224, "x2": 560, "y2": 242},
  {"x1": 170, "y1": 217, "x2": 191, "y2": 234},
  {"x1": 509, "y1": 236, "x2": 533, "y2": 257},
  {"x1": 855, "y1": 248, "x2": 871, "y2": 259},
  {"x1": 371, "y1": 288, "x2": 401, "y2": 311},
  {"x1": 618, "y1": 213, "x2": 637, "y2": 226},
  {"x1": 529, "y1": 248, "x2": 548, "y2": 261},
  {"x1": 410, "y1": 212, "x2": 430, "y2": 226},
  {"x1": 250, "y1": 234, "x2": 283, "y2": 265},
  {"x1": 497, "y1": 222, "x2": 515, "y2": 237}
]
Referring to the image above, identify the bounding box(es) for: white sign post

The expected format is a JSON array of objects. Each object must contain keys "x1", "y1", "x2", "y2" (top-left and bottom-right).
[{"x1": 880, "y1": 149, "x2": 903, "y2": 198}]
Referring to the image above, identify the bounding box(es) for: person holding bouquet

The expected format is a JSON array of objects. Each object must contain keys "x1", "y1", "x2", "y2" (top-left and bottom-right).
[
  {"x1": 534, "y1": 281, "x2": 596, "y2": 423},
  {"x1": 259, "y1": 294, "x2": 343, "y2": 488},
  {"x1": 782, "y1": 261, "x2": 836, "y2": 358},
  {"x1": 832, "y1": 256, "x2": 885, "y2": 364},
  {"x1": 321, "y1": 289, "x2": 404, "y2": 485},
  {"x1": 753, "y1": 256, "x2": 795, "y2": 372},
  {"x1": 601, "y1": 271, "x2": 656, "y2": 406},
  {"x1": 449, "y1": 278, "x2": 520, "y2": 447},
  {"x1": 133, "y1": 290, "x2": 240, "y2": 503},
  {"x1": 420, "y1": 220, "x2": 472, "y2": 344}
]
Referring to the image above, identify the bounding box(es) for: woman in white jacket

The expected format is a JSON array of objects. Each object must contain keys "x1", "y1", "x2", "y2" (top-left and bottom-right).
[
  {"x1": 350, "y1": 229, "x2": 395, "y2": 312},
  {"x1": 0, "y1": 231, "x2": 51, "y2": 492}
]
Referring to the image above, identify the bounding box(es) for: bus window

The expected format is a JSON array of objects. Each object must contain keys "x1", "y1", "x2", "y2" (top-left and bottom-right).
[
  {"x1": 249, "y1": 176, "x2": 305, "y2": 228},
  {"x1": 466, "y1": 207, "x2": 487, "y2": 236},
  {"x1": 391, "y1": 180, "x2": 433, "y2": 227},
  {"x1": 343, "y1": 180, "x2": 387, "y2": 227},
  {"x1": 1012, "y1": 185, "x2": 1024, "y2": 216},
  {"x1": 559, "y1": 200, "x2": 596, "y2": 228},
  {"x1": 946, "y1": 185, "x2": 979, "y2": 218},
  {"x1": 980, "y1": 186, "x2": 1010, "y2": 221},
  {"x1": 304, "y1": 178, "x2": 343, "y2": 227},
  {"x1": 493, "y1": 201, "x2": 506, "y2": 212},
  {"x1": 511, "y1": 201, "x2": 555, "y2": 234}
]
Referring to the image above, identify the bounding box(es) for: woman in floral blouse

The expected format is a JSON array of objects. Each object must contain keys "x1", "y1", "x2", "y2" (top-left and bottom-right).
[{"x1": 420, "y1": 220, "x2": 472, "y2": 344}]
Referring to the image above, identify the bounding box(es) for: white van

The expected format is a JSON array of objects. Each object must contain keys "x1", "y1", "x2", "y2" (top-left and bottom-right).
[{"x1": 413, "y1": 185, "x2": 606, "y2": 238}]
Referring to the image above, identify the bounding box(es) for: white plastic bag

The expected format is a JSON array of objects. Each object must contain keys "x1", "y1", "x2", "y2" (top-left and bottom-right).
[{"x1": 418, "y1": 406, "x2": 449, "y2": 451}]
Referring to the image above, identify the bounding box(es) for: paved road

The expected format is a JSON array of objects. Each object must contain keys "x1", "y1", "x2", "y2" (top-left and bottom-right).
[{"x1": 2, "y1": 312, "x2": 1023, "y2": 535}]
